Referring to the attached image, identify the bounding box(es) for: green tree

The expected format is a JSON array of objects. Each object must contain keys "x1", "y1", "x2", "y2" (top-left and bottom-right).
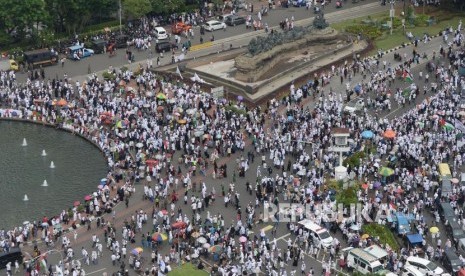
[
  {"x1": 150, "y1": 0, "x2": 186, "y2": 14},
  {"x1": 0, "y1": 0, "x2": 48, "y2": 36},
  {"x1": 123, "y1": 0, "x2": 152, "y2": 19}
]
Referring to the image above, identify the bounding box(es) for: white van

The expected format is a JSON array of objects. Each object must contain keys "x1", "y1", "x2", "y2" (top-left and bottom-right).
[
  {"x1": 405, "y1": 256, "x2": 444, "y2": 275},
  {"x1": 363, "y1": 245, "x2": 389, "y2": 263},
  {"x1": 298, "y1": 219, "x2": 333, "y2": 248},
  {"x1": 347, "y1": 248, "x2": 385, "y2": 275},
  {"x1": 154, "y1": 27, "x2": 168, "y2": 40}
]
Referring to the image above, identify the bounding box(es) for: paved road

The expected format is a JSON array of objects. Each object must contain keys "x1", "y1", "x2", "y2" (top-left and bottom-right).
[
  {"x1": 15, "y1": 0, "x2": 387, "y2": 83},
  {"x1": 20, "y1": 30, "x2": 454, "y2": 275}
]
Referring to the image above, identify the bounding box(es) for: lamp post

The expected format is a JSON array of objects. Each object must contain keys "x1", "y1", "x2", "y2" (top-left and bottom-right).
[
  {"x1": 390, "y1": 1, "x2": 395, "y2": 35},
  {"x1": 119, "y1": 0, "x2": 123, "y2": 34}
]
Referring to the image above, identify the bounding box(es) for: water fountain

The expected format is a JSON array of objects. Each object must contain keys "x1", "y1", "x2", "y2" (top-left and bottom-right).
[
  {"x1": 22, "y1": 138, "x2": 27, "y2": 146},
  {"x1": 23, "y1": 195, "x2": 29, "y2": 201},
  {"x1": 50, "y1": 161, "x2": 55, "y2": 169},
  {"x1": 41, "y1": 150, "x2": 47, "y2": 156},
  {"x1": 42, "y1": 180, "x2": 48, "y2": 187}
]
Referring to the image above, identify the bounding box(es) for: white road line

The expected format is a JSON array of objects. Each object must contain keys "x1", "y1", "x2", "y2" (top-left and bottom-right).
[
  {"x1": 87, "y1": 268, "x2": 106, "y2": 275},
  {"x1": 275, "y1": 233, "x2": 291, "y2": 241}
]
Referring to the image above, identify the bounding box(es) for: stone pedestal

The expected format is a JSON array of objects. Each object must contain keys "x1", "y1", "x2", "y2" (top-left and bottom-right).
[{"x1": 335, "y1": 166, "x2": 348, "y2": 180}]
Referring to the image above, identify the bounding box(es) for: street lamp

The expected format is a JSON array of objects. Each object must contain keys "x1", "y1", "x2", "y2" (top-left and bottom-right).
[{"x1": 390, "y1": 1, "x2": 395, "y2": 35}]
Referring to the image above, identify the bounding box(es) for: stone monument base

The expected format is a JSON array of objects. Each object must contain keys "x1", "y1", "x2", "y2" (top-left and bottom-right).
[{"x1": 335, "y1": 166, "x2": 348, "y2": 180}]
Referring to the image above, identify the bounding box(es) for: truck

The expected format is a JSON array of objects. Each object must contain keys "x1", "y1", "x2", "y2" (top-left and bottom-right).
[
  {"x1": 0, "y1": 58, "x2": 19, "y2": 71},
  {"x1": 23, "y1": 48, "x2": 58, "y2": 69}
]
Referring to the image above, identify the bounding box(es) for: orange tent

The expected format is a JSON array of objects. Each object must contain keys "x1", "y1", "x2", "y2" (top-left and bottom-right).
[
  {"x1": 57, "y1": 98, "x2": 68, "y2": 106},
  {"x1": 383, "y1": 129, "x2": 396, "y2": 139}
]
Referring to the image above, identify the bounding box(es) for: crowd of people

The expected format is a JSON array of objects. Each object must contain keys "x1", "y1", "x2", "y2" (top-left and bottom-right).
[{"x1": 0, "y1": 14, "x2": 464, "y2": 276}]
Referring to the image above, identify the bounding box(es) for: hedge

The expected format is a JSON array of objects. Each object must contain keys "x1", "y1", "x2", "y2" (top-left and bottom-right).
[
  {"x1": 362, "y1": 223, "x2": 399, "y2": 251},
  {"x1": 345, "y1": 24, "x2": 383, "y2": 40}
]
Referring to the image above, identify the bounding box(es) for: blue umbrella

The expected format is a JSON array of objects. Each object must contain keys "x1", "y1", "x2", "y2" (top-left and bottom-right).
[
  {"x1": 354, "y1": 84, "x2": 362, "y2": 93},
  {"x1": 361, "y1": 130, "x2": 374, "y2": 139},
  {"x1": 287, "y1": 115, "x2": 294, "y2": 122}
]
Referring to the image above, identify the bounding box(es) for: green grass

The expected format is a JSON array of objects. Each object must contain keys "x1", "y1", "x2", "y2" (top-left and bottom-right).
[
  {"x1": 331, "y1": 9, "x2": 463, "y2": 55},
  {"x1": 362, "y1": 224, "x2": 399, "y2": 251},
  {"x1": 169, "y1": 263, "x2": 209, "y2": 276}
]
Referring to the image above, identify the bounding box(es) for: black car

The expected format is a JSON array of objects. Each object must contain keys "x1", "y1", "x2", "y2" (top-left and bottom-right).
[
  {"x1": 442, "y1": 249, "x2": 462, "y2": 274},
  {"x1": 155, "y1": 42, "x2": 177, "y2": 53},
  {"x1": 110, "y1": 34, "x2": 129, "y2": 49},
  {"x1": 89, "y1": 39, "x2": 107, "y2": 54},
  {"x1": 0, "y1": 248, "x2": 23, "y2": 269},
  {"x1": 446, "y1": 220, "x2": 465, "y2": 245},
  {"x1": 225, "y1": 16, "x2": 246, "y2": 26}
]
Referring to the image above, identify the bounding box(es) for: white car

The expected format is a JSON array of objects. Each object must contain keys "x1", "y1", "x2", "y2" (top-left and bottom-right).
[
  {"x1": 204, "y1": 20, "x2": 226, "y2": 31},
  {"x1": 405, "y1": 256, "x2": 444, "y2": 275}
]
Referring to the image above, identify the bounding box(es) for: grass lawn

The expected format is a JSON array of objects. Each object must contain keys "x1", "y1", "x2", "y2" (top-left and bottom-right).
[
  {"x1": 169, "y1": 263, "x2": 209, "y2": 276},
  {"x1": 330, "y1": 7, "x2": 463, "y2": 55}
]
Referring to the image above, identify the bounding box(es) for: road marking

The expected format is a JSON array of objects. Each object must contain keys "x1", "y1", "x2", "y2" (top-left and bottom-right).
[
  {"x1": 190, "y1": 42, "x2": 213, "y2": 51},
  {"x1": 261, "y1": 225, "x2": 274, "y2": 232},
  {"x1": 275, "y1": 233, "x2": 291, "y2": 241},
  {"x1": 87, "y1": 268, "x2": 106, "y2": 275}
]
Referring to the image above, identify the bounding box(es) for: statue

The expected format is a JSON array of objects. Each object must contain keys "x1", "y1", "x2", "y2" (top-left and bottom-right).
[{"x1": 313, "y1": 12, "x2": 329, "y2": 29}]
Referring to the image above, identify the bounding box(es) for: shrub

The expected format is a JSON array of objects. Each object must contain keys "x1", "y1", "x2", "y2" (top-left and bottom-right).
[
  {"x1": 343, "y1": 151, "x2": 365, "y2": 168},
  {"x1": 413, "y1": 14, "x2": 430, "y2": 27},
  {"x1": 336, "y1": 183, "x2": 359, "y2": 207},
  {"x1": 102, "y1": 71, "x2": 116, "y2": 80},
  {"x1": 345, "y1": 24, "x2": 382, "y2": 40},
  {"x1": 224, "y1": 105, "x2": 247, "y2": 115},
  {"x1": 362, "y1": 223, "x2": 399, "y2": 251}
]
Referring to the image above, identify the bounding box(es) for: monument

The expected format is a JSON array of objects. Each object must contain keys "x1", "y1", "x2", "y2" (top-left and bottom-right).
[{"x1": 234, "y1": 12, "x2": 341, "y2": 83}]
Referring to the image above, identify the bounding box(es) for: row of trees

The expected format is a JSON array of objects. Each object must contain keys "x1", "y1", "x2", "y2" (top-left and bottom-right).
[{"x1": 0, "y1": 0, "x2": 194, "y2": 47}]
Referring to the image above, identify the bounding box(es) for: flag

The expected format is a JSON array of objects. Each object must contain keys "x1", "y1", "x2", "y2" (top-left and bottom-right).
[
  {"x1": 176, "y1": 66, "x2": 183, "y2": 80},
  {"x1": 402, "y1": 71, "x2": 413, "y2": 83}
]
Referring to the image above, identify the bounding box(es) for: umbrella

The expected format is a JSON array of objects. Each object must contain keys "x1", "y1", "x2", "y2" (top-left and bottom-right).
[
  {"x1": 350, "y1": 224, "x2": 360, "y2": 231},
  {"x1": 146, "y1": 159, "x2": 158, "y2": 167},
  {"x1": 157, "y1": 106, "x2": 164, "y2": 112},
  {"x1": 451, "y1": 178, "x2": 459, "y2": 184},
  {"x1": 361, "y1": 130, "x2": 374, "y2": 139},
  {"x1": 237, "y1": 95, "x2": 243, "y2": 101},
  {"x1": 383, "y1": 129, "x2": 396, "y2": 139},
  {"x1": 373, "y1": 181, "x2": 381, "y2": 188},
  {"x1": 126, "y1": 86, "x2": 134, "y2": 92},
  {"x1": 354, "y1": 84, "x2": 362, "y2": 93},
  {"x1": 361, "y1": 234, "x2": 369, "y2": 239},
  {"x1": 136, "y1": 143, "x2": 144, "y2": 148},
  {"x1": 186, "y1": 109, "x2": 196, "y2": 115},
  {"x1": 287, "y1": 115, "x2": 294, "y2": 122},
  {"x1": 57, "y1": 98, "x2": 68, "y2": 106},
  {"x1": 443, "y1": 122, "x2": 454, "y2": 131},
  {"x1": 203, "y1": 243, "x2": 211, "y2": 249},
  {"x1": 172, "y1": 221, "x2": 187, "y2": 229},
  {"x1": 379, "y1": 167, "x2": 394, "y2": 177},
  {"x1": 361, "y1": 183, "x2": 368, "y2": 190},
  {"x1": 84, "y1": 195, "x2": 92, "y2": 201},
  {"x1": 155, "y1": 154, "x2": 163, "y2": 160},
  {"x1": 156, "y1": 93, "x2": 167, "y2": 100},
  {"x1": 100, "y1": 178, "x2": 107, "y2": 185},
  {"x1": 239, "y1": 236, "x2": 247, "y2": 243},
  {"x1": 73, "y1": 201, "x2": 80, "y2": 207},
  {"x1": 152, "y1": 232, "x2": 167, "y2": 242},
  {"x1": 197, "y1": 237, "x2": 207, "y2": 244},
  {"x1": 177, "y1": 119, "x2": 187, "y2": 125},
  {"x1": 209, "y1": 245, "x2": 222, "y2": 253},
  {"x1": 160, "y1": 209, "x2": 168, "y2": 215},
  {"x1": 131, "y1": 247, "x2": 143, "y2": 255},
  {"x1": 430, "y1": 226, "x2": 439, "y2": 234}
]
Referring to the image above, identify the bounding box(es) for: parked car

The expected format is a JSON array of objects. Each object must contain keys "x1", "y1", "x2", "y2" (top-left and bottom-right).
[
  {"x1": 110, "y1": 34, "x2": 129, "y2": 49},
  {"x1": 405, "y1": 256, "x2": 444, "y2": 275},
  {"x1": 171, "y1": 22, "x2": 191, "y2": 35},
  {"x1": 292, "y1": 0, "x2": 308, "y2": 6},
  {"x1": 446, "y1": 220, "x2": 465, "y2": 245},
  {"x1": 155, "y1": 42, "x2": 178, "y2": 53},
  {"x1": 88, "y1": 39, "x2": 107, "y2": 54},
  {"x1": 154, "y1": 27, "x2": 168, "y2": 40},
  {"x1": 23, "y1": 48, "x2": 58, "y2": 68},
  {"x1": 204, "y1": 20, "x2": 226, "y2": 31},
  {"x1": 67, "y1": 45, "x2": 94, "y2": 60},
  {"x1": 442, "y1": 249, "x2": 462, "y2": 274},
  {"x1": 225, "y1": 16, "x2": 246, "y2": 26}
]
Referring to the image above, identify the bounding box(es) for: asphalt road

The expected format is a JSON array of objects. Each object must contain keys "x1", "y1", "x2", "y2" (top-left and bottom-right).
[
  {"x1": 20, "y1": 30, "x2": 455, "y2": 276},
  {"x1": 15, "y1": 0, "x2": 385, "y2": 83}
]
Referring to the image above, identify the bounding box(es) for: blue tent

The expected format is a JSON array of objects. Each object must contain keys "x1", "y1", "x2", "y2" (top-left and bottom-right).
[{"x1": 406, "y1": 233, "x2": 423, "y2": 247}]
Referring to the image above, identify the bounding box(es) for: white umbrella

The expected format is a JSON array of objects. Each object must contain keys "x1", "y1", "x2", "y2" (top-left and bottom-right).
[
  {"x1": 197, "y1": 237, "x2": 207, "y2": 244},
  {"x1": 136, "y1": 143, "x2": 143, "y2": 148},
  {"x1": 155, "y1": 154, "x2": 163, "y2": 160},
  {"x1": 146, "y1": 91, "x2": 153, "y2": 97},
  {"x1": 202, "y1": 243, "x2": 211, "y2": 249},
  {"x1": 143, "y1": 103, "x2": 150, "y2": 108},
  {"x1": 186, "y1": 108, "x2": 196, "y2": 115}
]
